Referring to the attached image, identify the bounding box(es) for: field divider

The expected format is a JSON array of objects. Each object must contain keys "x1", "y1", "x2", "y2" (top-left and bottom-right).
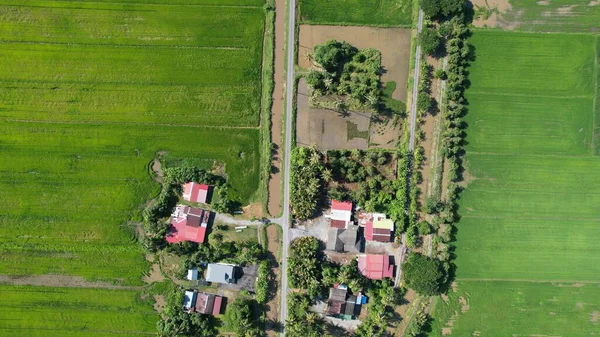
[{"x1": 456, "y1": 277, "x2": 600, "y2": 284}]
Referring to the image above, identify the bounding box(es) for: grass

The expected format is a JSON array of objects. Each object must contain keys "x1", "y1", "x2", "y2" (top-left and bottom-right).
[
  {"x1": 428, "y1": 31, "x2": 600, "y2": 335},
  {"x1": 429, "y1": 281, "x2": 600, "y2": 337},
  {"x1": 346, "y1": 121, "x2": 369, "y2": 140},
  {"x1": 211, "y1": 223, "x2": 259, "y2": 243},
  {"x1": 500, "y1": 0, "x2": 600, "y2": 32},
  {"x1": 298, "y1": 0, "x2": 412, "y2": 27},
  {"x1": 0, "y1": 284, "x2": 157, "y2": 337}
]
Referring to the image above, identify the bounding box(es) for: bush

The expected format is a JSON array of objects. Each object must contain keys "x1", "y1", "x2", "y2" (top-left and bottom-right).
[
  {"x1": 255, "y1": 260, "x2": 269, "y2": 304},
  {"x1": 402, "y1": 253, "x2": 445, "y2": 296},
  {"x1": 420, "y1": 27, "x2": 441, "y2": 56},
  {"x1": 417, "y1": 92, "x2": 433, "y2": 113},
  {"x1": 418, "y1": 221, "x2": 432, "y2": 235}
]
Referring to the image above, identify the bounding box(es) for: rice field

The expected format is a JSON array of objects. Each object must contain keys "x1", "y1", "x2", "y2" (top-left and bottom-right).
[
  {"x1": 500, "y1": 0, "x2": 600, "y2": 32},
  {"x1": 0, "y1": 0, "x2": 266, "y2": 334},
  {"x1": 0, "y1": 285, "x2": 158, "y2": 337},
  {"x1": 298, "y1": 0, "x2": 413, "y2": 26},
  {"x1": 428, "y1": 31, "x2": 600, "y2": 336}
]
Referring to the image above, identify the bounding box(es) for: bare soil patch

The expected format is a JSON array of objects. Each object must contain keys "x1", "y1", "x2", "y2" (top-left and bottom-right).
[
  {"x1": 591, "y1": 311, "x2": 600, "y2": 323},
  {"x1": 296, "y1": 78, "x2": 370, "y2": 150},
  {"x1": 267, "y1": 0, "x2": 286, "y2": 217},
  {"x1": 0, "y1": 274, "x2": 136, "y2": 289},
  {"x1": 153, "y1": 295, "x2": 166, "y2": 313},
  {"x1": 298, "y1": 25, "x2": 411, "y2": 102},
  {"x1": 471, "y1": 0, "x2": 515, "y2": 29},
  {"x1": 459, "y1": 296, "x2": 470, "y2": 313},
  {"x1": 152, "y1": 158, "x2": 163, "y2": 182},
  {"x1": 265, "y1": 225, "x2": 281, "y2": 337}
]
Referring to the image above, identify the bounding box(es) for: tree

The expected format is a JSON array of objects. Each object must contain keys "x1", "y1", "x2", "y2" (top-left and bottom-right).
[
  {"x1": 420, "y1": 27, "x2": 441, "y2": 56},
  {"x1": 223, "y1": 297, "x2": 259, "y2": 337},
  {"x1": 402, "y1": 253, "x2": 444, "y2": 296},
  {"x1": 288, "y1": 237, "x2": 323, "y2": 297},
  {"x1": 418, "y1": 220, "x2": 432, "y2": 235},
  {"x1": 417, "y1": 92, "x2": 433, "y2": 113},
  {"x1": 420, "y1": 0, "x2": 441, "y2": 18}
]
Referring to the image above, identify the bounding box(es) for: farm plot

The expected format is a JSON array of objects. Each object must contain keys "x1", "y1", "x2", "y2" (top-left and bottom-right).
[
  {"x1": 0, "y1": 284, "x2": 157, "y2": 337},
  {"x1": 298, "y1": 0, "x2": 413, "y2": 26},
  {"x1": 429, "y1": 31, "x2": 600, "y2": 335},
  {"x1": 478, "y1": 0, "x2": 600, "y2": 32},
  {"x1": 0, "y1": 1, "x2": 265, "y2": 127},
  {"x1": 430, "y1": 281, "x2": 600, "y2": 337}
]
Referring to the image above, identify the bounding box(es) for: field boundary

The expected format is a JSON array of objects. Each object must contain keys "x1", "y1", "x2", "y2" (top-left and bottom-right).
[
  {"x1": 593, "y1": 36, "x2": 599, "y2": 155},
  {"x1": 456, "y1": 277, "x2": 600, "y2": 284}
]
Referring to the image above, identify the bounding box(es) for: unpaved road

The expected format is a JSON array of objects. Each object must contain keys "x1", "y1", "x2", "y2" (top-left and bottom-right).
[{"x1": 267, "y1": 0, "x2": 286, "y2": 217}]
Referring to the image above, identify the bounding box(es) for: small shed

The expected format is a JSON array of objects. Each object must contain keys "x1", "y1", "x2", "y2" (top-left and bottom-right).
[{"x1": 187, "y1": 267, "x2": 199, "y2": 281}]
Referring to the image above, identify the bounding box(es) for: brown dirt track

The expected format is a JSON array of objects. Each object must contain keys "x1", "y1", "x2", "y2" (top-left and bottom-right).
[
  {"x1": 267, "y1": 0, "x2": 286, "y2": 217},
  {"x1": 265, "y1": 224, "x2": 281, "y2": 337}
]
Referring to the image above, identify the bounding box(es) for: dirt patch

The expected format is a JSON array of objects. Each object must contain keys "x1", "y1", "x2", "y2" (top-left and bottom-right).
[
  {"x1": 472, "y1": 0, "x2": 519, "y2": 29},
  {"x1": 152, "y1": 159, "x2": 163, "y2": 182},
  {"x1": 537, "y1": 0, "x2": 550, "y2": 5},
  {"x1": 242, "y1": 202, "x2": 263, "y2": 219},
  {"x1": 591, "y1": 311, "x2": 600, "y2": 323},
  {"x1": 153, "y1": 295, "x2": 166, "y2": 313},
  {"x1": 0, "y1": 274, "x2": 136, "y2": 289},
  {"x1": 395, "y1": 288, "x2": 417, "y2": 318},
  {"x1": 267, "y1": 0, "x2": 286, "y2": 218},
  {"x1": 265, "y1": 225, "x2": 281, "y2": 337},
  {"x1": 298, "y1": 25, "x2": 411, "y2": 102},
  {"x1": 143, "y1": 263, "x2": 165, "y2": 284},
  {"x1": 557, "y1": 5, "x2": 575, "y2": 14},
  {"x1": 459, "y1": 296, "x2": 469, "y2": 313},
  {"x1": 442, "y1": 311, "x2": 459, "y2": 336},
  {"x1": 577, "y1": 302, "x2": 584, "y2": 308},
  {"x1": 451, "y1": 282, "x2": 458, "y2": 292},
  {"x1": 296, "y1": 78, "x2": 370, "y2": 150},
  {"x1": 591, "y1": 1, "x2": 600, "y2": 5},
  {"x1": 369, "y1": 115, "x2": 401, "y2": 148}
]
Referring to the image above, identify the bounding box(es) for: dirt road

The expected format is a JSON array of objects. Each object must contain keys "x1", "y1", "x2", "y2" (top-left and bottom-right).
[{"x1": 267, "y1": 0, "x2": 286, "y2": 217}]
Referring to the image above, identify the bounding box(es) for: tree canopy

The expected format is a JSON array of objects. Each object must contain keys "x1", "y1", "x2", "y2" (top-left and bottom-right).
[
  {"x1": 420, "y1": 0, "x2": 465, "y2": 19},
  {"x1": 288, "y1": 236, "x2": 323, "y2": 297},
  {"x1": 290, "y1": 145, "x2": 325, "y2": 220},
  {"x1": 419, "y1": 27, "x2": 441, "y2": 56},
  {"x1": 223, "y1": 297, "x2": 259, "y2": 337},
  {"x1": 402, "y1": 253, "x2": 445, "y2": 296}
]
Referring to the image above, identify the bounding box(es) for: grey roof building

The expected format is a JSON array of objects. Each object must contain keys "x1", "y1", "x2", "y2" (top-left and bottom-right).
[
  {"x1": 326, "y1": 225, "x2": 362, "y2": 253},
  {"x1": 206, "y1": 263, "x2": 238, "y2": 284}
]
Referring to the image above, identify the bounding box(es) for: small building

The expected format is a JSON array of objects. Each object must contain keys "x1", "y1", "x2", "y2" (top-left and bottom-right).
[
  {"x1": 326, "y1": 285, "x2": 361, "y2": 320},
  {"x1": 326, "y1": 225, "x2": 362, "y2": 253},
  {"x1": 357, "y1": 254, "x2": 394, "y2": 280},
  {"x1": 187, "y1": 267, "x2": 199, "y2": 281},
  {"x1": 206, "y1": 263, "x2": 238, "y2": 285},
  {"x1": 326, "y1": 200, "x2": 353, "y2": 229},
  {"x1": 365, "y1": 218, "x2": 394, "y2": 242},
  {"x1": 194, "y1": 292, "x2": 223, "y2": 316},
  {"x1": 183, "y1": 290, "x2": 196, "y2": 310},
  {"x1": 357, "y1": 211, "x2": 387, "y2": 227},
  {"x1": 166, "y1": 205, "x2": 212, "y2": 244},
  {"x1": 182, "y1": 182, "x2": 211, "y2": 204}
]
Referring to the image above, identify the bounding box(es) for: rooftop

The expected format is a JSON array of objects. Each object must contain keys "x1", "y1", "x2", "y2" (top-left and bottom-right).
[
  {"x1": 166, "y1": 205, "x2": 211, "y2": 244},
  {"x1": 206, "y1": 263, "x2": 237, "y2": 284},
  {"x1": 182, "y1": 182, "x2": 211, "y2": 204},
  {"x1": 357, "y1": 254, "x2": 394, "y2": 280}
]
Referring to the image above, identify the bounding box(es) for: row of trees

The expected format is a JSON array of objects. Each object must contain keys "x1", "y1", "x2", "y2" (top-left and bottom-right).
[
  {"x1": 290, "y1": 145, "x2": 327, "y2": 220},
  {"x1": 306, "y1": 40, "x2": 383, "y2": 110}
]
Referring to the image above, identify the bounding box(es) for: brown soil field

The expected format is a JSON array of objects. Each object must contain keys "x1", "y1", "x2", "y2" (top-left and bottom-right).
[
  {"x1": 296, "y1": 78, "x2": 370, "y2": 150},
  {"x1": 265, "y1": 225, "x2": 281, "y2": 337},
  {"x1": 298, "y1": 25, "x2": 411, "y2": 102},
  {"x1": 267, "y1": 0, "x2": 286, "y2": 217},
  {"x1": 472, "y1": 0, "x2": 514, "y2": 29},
  {"x1": 0, "y1": 274, "x2": 138, "y2": 289}
]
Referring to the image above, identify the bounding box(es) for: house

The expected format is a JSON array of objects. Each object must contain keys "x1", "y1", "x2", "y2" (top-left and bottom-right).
[
  {"x1": 326, "y1": 285, "x2": 361, "y2": 320},
  {"x1": 357, "y1": 254, "x2": 394, "y2": 280},
  {"x1": 183, "y1": 290, "x2": 196, "y2": 310},
  {"x1": 187, "y1": 267, "x2": 199, "y2": 281},
  {"x1": 193, "y1": 292, "x2": 223, "y2": 316},
  {"x1": 326, "y1": 200, "x2": 353, "y2": 229},
  {"x1": 365, "y1": 218, "x2": 394, "y2": 242},
  {"x1": 182, "y1": 182, "x2": 211, "y2": 204},
  {"x1": 357, "y1": 211, "x2": 387, "y2": 227},
  {"x1": 206, "y1": 263, "x2": 238, "y2": 284},
  {"x1": 166, "y1": 205, "x2": 211, "y2": 244},
  {"x1": 326, "y1": 225, "x2": 362, "y2": 253}
]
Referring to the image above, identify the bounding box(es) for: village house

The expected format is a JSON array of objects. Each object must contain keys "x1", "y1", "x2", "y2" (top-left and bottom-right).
[
  {"x1": 326, "y1": 225, "x2": 362, "y2": 253},
  {"x1": 166, "y1": 205, "x2": 212, "y2": 244},
  {"x1": 182, "y1": 290, "x2": 223, "y2": 316},
  {"x1": 358, "y1": 211, "x2": 394, "y2": 242},
  {"x1": 326, "y1": 284, "x2": 364, "y2": 320},
  {"x1": 182, "y1": 182, "x2": 211, "y2": 204},
  {"x1": 357, "y1": 254, "x2": 395, "y2": 280},
  {"x1": 205, "y1": 263, "x2": 238, "y2": 285},
  {"x1": 187, "y1": 267, "x2": 199, "y2": 281},
  {"x1": 325, "y1": 200, "x2": 353, "y2": 229}
]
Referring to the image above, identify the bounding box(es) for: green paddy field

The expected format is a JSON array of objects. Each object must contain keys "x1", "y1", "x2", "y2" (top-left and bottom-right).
[
  {"x1": 0, "y1": 0, "x2": 266, "y2": 335},
  {"x1": 429, "y1": 30, "x2": 600, "y2": 336}
]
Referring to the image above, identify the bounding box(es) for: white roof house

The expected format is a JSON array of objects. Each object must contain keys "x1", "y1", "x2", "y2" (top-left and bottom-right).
[
  {"x1": 206, "y1": 263, "x2": 237, "y2": 284},
  {"x1": 183, "y1": 290, "x2": 197, "y2": 310},
  {"x1": 187, "y1": 267, "x2": 199, "y2": 281}
]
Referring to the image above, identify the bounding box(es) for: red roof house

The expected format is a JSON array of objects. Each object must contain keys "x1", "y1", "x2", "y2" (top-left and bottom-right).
[
  {"x1": 357, "y1": 254, "x2": 394, "y2": 280},
  {"x1": 182, "y1": 182, "x2": 210, "y2": 204},
  {"x1": 327, "y1": 200, "x2": 353, "y2": 229},
  {"x1": 193, "y1": 292, "x2": 223, "y2": 316},
  {"x1": 365, "y1": 218, "x2": 394, "y2": 242},
  {"x1": 166, "y1": 205, "x2": 211, "y2": 244}
]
